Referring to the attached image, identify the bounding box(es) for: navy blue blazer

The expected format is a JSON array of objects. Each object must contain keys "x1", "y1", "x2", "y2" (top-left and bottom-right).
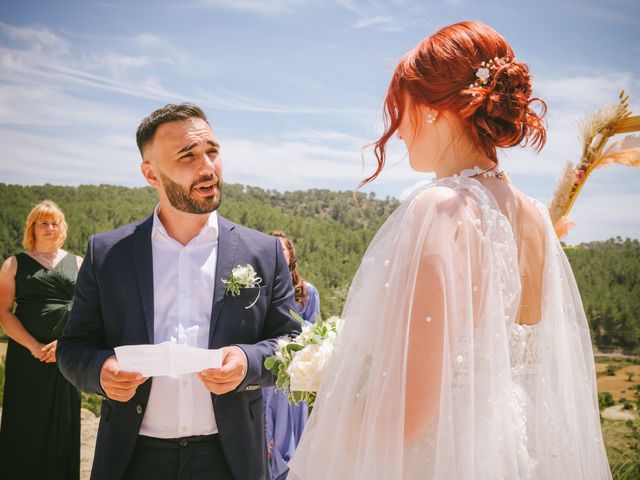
[{"x1": 58, "y1": 214, "x2": 301, "y2": 480}]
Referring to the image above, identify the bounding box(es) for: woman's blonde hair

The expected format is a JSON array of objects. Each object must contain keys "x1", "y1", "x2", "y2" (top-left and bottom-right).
[{"x1": 22, "y1": 200, "x2": 68, "y2": 251}]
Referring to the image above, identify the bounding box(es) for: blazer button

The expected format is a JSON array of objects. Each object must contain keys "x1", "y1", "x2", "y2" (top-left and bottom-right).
[{"x1": 136, "y1": 404, "x2": 144, "y2": 415}]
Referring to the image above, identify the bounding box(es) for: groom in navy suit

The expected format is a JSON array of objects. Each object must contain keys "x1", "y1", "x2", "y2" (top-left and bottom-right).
[{"x1": 58, "y1": 103, "x2": 300, "y2": 480}]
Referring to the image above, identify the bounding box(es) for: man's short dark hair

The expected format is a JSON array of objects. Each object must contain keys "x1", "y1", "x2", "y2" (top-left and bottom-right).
[{"x1": 136, "y1": 103, "x2": 209, "y2": 156}]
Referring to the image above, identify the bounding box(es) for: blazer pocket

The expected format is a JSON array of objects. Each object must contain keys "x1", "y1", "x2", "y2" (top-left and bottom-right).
[{"x1": 233, "y1": 286, "x2": 269, "y2": 298}]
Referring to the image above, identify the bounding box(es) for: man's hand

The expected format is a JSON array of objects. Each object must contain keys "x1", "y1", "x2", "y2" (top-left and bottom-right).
[
  {"x1": 198, "y1": 346, "x2": 248, "y2": 395},
  {"x1": 100, "y1": 355, "x2": 147, "y2": 402},
  {"x1": 41, "y1": 340, "x2": 57, "y2": 363}
]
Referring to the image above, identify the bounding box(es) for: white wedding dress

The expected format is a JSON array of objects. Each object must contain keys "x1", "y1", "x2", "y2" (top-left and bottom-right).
[{"x1": 288, "y1": 175, "x2": 611, "y2": 479}]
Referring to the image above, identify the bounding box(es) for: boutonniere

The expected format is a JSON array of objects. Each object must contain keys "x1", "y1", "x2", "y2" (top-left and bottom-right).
[{"x1": 222, "y1": 264, "x2": 262, "y2": 308}]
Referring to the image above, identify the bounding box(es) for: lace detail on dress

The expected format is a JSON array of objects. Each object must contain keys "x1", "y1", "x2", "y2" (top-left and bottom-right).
[
  {"x1": 509, "y1": 323, "x2": 541, "y2": 478},
  {"x1": 509, "y1": 324, "x2": 541, "y2": 377}
]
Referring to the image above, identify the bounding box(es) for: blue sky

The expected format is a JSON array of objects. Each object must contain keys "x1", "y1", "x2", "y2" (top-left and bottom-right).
[{"x1": 0, "y1": 0, "x2": 638, "y2": 244}]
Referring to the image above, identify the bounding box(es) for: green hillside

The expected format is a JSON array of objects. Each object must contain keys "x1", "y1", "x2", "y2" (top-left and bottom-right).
[{"x1": 1, "y1": 183, "x2": 638, "y2": 353}]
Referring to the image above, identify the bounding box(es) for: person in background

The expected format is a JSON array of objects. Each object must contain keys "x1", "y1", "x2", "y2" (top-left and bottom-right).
[
  {"x1": 263, "y1": 230, "x2": 320, "y2": 480},
  {"x1": 0, "y1": 200, "x2": 82, "y2": 480}
]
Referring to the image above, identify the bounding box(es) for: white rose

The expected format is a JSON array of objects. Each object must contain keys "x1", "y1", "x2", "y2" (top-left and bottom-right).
[{"x1": 287, "y1": 341, "x2": 334, "y2": 392}]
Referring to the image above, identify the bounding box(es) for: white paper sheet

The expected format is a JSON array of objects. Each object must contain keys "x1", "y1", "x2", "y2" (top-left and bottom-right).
[{"x1": 114, "y1": 342, "x2": 222, "y2": 377}]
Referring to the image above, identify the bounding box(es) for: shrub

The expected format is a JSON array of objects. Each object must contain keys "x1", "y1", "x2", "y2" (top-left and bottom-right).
[
  {"x1": 81, "y1": 392, "x2": 102, "y2": 417},
  {"x1": 599, "y1": 391, "x2": 615, "y2": 409}
]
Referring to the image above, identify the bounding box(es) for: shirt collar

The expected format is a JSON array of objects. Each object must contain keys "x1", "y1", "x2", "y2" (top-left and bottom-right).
[{"x1": 152, "y1": 204, "x2": 219, "y2": 244}]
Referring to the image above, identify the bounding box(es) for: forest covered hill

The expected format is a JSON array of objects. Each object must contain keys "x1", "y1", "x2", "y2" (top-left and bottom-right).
[{"x1": 1, "y1": 183, "x2": 638, "y2": 353}]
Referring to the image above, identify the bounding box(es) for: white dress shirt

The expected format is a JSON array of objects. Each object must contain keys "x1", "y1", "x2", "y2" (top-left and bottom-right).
[{"x1": 139, "y1": 206, "x2": 219, "y2": 438}]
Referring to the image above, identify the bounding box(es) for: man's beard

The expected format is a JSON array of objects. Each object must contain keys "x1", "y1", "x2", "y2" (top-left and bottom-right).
[{"x1": 158, "y1": 170, "x2": 222, "y2": 214}]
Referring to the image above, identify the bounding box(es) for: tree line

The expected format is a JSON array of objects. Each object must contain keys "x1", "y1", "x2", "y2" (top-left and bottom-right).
[{"x1": 1, "y1": 183, "x2": 638, "y2": 353}]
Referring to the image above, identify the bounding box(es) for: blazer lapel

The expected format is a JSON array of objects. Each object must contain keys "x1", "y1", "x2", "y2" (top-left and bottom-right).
[
  {"x1": 132, "y1": 215, "x2": 155, "y2": 344},
  {"x1": 209, "y1": 216, "x2": 239, "y2": 346}
]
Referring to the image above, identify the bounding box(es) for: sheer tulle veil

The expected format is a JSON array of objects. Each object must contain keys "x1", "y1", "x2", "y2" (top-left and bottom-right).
[{"x1": 288, "y1": 176, "x2": 610, "y2": 479}]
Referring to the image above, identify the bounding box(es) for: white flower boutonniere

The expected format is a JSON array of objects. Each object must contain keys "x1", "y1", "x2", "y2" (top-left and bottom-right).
[{"x1": 222, "y1": 264, "x2": 262, "y2": 308}]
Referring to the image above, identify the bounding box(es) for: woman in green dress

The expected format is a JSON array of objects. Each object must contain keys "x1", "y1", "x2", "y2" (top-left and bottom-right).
[{"x1": 0, "y1": 200, "x2": 82, "y2": 480}]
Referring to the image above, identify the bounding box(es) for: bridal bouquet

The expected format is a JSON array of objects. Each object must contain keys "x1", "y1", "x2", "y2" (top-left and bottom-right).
[{"x1": 264, "y1": 312, "x2": 343, "y2": 409}]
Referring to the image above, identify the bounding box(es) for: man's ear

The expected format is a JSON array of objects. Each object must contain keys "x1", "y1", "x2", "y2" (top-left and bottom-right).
[{"x1": 141, "y1": 160, "x2": 159, "y2": 187}]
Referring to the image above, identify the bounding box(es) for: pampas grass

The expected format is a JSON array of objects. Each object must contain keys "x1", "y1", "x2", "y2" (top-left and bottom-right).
[{"x1": 549, "y1": 91, "x2": 640, "y2": 238}]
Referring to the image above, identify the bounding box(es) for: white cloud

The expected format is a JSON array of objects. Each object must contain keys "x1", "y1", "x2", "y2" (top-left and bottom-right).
[
  {"x1": 0, "y1": 23, "x2": 361, "y2": 115},
  {"x1": 0, "y1": 84, "x2": 139, "y2": 127},
  {"x1": 353, "y1": 15, "x2": 395, "y2": 29},
  {"x1": 195, "y1": 0, "x2": 312, "y2": 15},
  {"x1": 0, "y1": 21, "x2": 69, "y2": 55},
  {"x1": 0, "y1": 126, "x2": 142, "y2": 186},
  {"x1": 535, "y1": 71, "x2": 637, "y2": 109}
]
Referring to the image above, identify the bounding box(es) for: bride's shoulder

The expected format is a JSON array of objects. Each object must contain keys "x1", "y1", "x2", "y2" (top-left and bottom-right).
[{"x1": 408, "y1": 183, "x2": 468, "y2": 214}]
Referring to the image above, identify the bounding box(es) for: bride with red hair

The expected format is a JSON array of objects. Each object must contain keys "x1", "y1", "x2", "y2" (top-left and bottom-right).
[{"x1": 289, "y1": 21, "x2": 611, "y2": 479}]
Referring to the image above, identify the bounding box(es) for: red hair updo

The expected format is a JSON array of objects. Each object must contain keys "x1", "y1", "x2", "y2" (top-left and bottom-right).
[{"x1": 363, "y1": 21, "x2": 546, "y2": 186}]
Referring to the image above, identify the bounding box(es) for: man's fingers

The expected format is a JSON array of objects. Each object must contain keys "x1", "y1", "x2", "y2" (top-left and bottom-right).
[
  {"x1": 103, "y1": 381, "x2": 146, "y2": 402},
  {"x1": 200, "y1": 367, "x2": 240, "y2": 382},
  {"x1": 104, "y1": 376, "x2": 147, "y2": 389},
  {"x1": 105, "y1": 369, "x2": 145, "y2": 383},
  {"x1": 113, "y1": 368, "x2": 145, "y2": 379},
  {"x1": 105, "y1": 384, "x2": 139, "y2": 395},
  {"x1": 199, "y1": 376, "x2": 238, "y2": 394}
]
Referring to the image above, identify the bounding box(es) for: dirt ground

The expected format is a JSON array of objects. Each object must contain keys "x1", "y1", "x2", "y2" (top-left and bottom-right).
[{"x1": 595, "y1": 362, "x2": 640, "y2": 402}]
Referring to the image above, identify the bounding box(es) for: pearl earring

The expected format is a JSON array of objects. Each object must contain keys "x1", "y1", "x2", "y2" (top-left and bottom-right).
[{"x1": 426, "y1": 113, "x2": 437, "y2": 124}]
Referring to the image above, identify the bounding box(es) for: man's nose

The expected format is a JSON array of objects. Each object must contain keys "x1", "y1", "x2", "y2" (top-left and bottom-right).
[{"x1": 198, "y1": 153, "x2": 218, "y2": 174}]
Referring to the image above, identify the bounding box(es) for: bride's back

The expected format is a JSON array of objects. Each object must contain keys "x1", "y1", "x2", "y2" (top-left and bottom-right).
[{"x1": 478, "y1": 177, "x2": 545, "y2": 326}]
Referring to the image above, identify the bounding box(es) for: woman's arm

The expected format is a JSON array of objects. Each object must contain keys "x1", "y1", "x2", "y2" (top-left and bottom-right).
[
  {"x1": 0, "y1": 256, "x2": 46, "y2": 360},
  {"x1": 405, "y1": 254, "x2": 446, "y2": 443}
]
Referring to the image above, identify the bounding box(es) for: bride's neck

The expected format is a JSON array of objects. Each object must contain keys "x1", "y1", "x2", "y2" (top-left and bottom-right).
[
  {"x1": 434, "y1": 152, "x2": 496, "y2": 179},
  {"x1": 432, "y1": 130, "x2": 495, "y2": 179}
]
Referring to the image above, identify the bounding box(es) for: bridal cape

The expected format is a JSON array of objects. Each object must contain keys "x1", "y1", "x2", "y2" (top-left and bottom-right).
[{"x1": 288, "y1": 176, "x2": 611, "y2": 479}]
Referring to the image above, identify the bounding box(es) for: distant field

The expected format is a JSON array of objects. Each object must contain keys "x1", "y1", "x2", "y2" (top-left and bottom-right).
[{"x1": 596, "y1": 360, "x2": 640, "y2": 402}]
